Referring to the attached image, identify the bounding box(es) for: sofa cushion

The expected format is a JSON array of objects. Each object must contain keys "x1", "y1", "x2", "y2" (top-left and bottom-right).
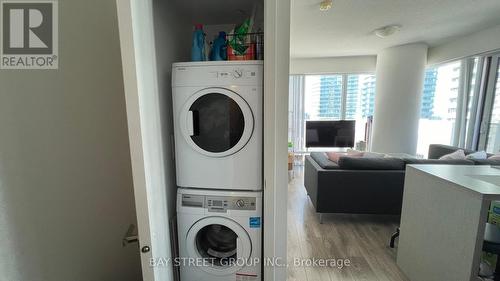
[
  {"x1": 337, "y1": 157, "x2": 405, "y2": 170},
  {"x1": 428, "y1": 144, "x2": 476, "y2": 159},
  {"x1": 471, "y1": 159, "x2": 500, "y2": 166},
  {"x1": 310, "y1": 152, "x2": 339, "y2": 169},
  {"x1": 404, "y1": 158, "x2": 474, "y2": 165}
]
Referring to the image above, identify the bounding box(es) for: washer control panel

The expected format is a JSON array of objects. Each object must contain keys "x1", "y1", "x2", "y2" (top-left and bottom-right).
[
  {"x1": 207, "y1": 196, "x2": 256, "y2": 212},
  {"x1": 181, "y1": 194, "x2": 256, "y2": 212}
]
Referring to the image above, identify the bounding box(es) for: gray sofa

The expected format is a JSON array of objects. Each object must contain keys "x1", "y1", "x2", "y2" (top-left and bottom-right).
[{"x1": 304, "y1": 144, "x2": 497, "y2": 219}]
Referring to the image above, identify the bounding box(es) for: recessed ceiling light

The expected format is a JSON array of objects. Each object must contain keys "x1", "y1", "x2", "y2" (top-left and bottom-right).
[
  {"x1": 374, "y1": 25, "x2": 402, "y2": 38},
  {"x1": 319, "y1": 0, "x2": 333, "y2": 11}
]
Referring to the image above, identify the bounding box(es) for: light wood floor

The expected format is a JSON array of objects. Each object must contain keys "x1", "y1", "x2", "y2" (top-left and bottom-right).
[{"x1": 287, "y1": 169, "x2": 410, "y2": 281}]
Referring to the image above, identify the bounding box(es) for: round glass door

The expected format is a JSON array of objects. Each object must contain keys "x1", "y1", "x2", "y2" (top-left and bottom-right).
[
  {"x1": 186, "y1": 217, "x2": 252, "y2": 275},
  {"x1": 196, "y1": 224, "x2": 238, "y2": 266},
  {"x1": 180, "y1": 88, "x2": 254, "y2": 157}
]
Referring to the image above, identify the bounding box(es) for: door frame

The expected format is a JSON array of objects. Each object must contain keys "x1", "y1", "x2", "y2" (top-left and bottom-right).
[
  {"x1": 263, "y1": 0, "x2": 290, "y2": 280},
  {"x1": 115, "y1": 0, "x2": 291, "y2": 280}
]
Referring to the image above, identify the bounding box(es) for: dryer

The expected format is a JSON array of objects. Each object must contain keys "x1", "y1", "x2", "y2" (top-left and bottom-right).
[
  {"x1": 172, "y1": 61, "x2": 263, "y2": 191},
  {"x1": 176, "y1": 188, "x2": 262, "y2": 281}
]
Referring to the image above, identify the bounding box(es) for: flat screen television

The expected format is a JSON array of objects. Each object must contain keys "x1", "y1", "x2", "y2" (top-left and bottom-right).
[{"x1": 305, "y1": 120, "x2": 355, "y2": 148}]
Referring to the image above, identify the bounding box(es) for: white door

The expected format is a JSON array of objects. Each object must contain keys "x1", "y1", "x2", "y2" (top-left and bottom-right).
[
  {"x1": 179, "y1": 88, "x2": 254, "y2": 157},
  {"x1": 116, "y1": 0, "x2": 174, "y2": 280}
]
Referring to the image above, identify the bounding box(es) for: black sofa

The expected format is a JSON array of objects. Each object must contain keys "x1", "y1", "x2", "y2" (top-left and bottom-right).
[{"x1": 304, "y1": 144, "x2": 498, "y2": 221}]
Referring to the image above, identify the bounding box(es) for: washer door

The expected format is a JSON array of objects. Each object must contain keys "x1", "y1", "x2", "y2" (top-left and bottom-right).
[
  {"x1": 186, "y1": 216, "x2": 252, "y2": 275},
  {"x1": 180, "y1": 87, "x2": 254, "y2": 157}
]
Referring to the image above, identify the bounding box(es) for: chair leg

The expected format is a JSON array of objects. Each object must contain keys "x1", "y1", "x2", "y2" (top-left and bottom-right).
[
  {"x1": 390, "y1": 227, "x2": 400, "y2": 248},
  {"x1": 319, "y1": 213, "x2": 323, "y2": 224}
]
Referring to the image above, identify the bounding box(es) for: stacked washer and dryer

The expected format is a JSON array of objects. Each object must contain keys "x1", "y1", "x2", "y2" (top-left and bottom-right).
[{"x1": 172, "y1": 61, "x2": 263, "y2": 281}]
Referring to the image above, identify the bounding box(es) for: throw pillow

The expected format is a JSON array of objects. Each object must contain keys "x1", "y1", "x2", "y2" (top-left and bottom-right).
[
  {"x1": 326, "y1": 152, "x2": 346, "y2": 163},
  {"x1": 465, "y1": 151, "x2": 488, "y2": 160},
  {"x1": 439, "y1": 149, "x2": 466, "y2": 160}
]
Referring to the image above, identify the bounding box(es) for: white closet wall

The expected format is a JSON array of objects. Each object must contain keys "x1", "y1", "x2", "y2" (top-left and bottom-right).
[{"x1": 151, "y1": 0, "x2": 191, "y2": 221}]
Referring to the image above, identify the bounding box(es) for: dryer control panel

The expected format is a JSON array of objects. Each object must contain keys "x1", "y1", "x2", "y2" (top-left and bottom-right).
[
  {"x1": 172, "y1": 62, "x2": 263, "y2": 87},
  {"x1": 181, "y1": 194, "x2": 256, "y2": 212}
]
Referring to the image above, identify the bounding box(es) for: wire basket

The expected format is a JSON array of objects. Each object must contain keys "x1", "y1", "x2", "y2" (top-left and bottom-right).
[{"x1": 226, "y1": 32, "x2": 263, "y2": 61}]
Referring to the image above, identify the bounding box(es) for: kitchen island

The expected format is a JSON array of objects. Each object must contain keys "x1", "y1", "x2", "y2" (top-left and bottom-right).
[{"x1": 397, "y1": 165, "x2": 500, "y2": 281}]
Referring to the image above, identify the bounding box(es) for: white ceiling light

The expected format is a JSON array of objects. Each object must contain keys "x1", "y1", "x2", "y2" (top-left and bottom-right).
[
  {"x1": 319, "y1": 0, "x2": 333, "y2": 11},
  {"x1": 374, "y1": 25, "x2": 402, "y2": 38}
]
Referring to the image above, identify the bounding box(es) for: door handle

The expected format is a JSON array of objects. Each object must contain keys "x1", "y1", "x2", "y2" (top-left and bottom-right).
[
  {"x1": 236, "y1": 237, "x2": 241, "y2": 259},
  {"x1": 187, "y1": 111, "x2": 194, "y2": 136},
  {"x1": 187, "y1": 110, "x2": 200, "y2": 136},
  {"x1": 122, "y1": 224, "x2": 139, "y2": 247}
]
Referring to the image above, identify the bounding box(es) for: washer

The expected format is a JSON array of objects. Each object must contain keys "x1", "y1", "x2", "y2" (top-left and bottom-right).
[
  {"x1": 172, "y1": 61, "x2": 263, "y2": 191},
  {"x1": 177, "y1": 188, "x2": 262, "y2": 281}
]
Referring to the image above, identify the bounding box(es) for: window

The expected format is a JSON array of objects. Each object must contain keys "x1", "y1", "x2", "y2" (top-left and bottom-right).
[
  {"x1": 346, "y1": 74, "x2": 377, "y2": 120},
  {"x1": 417, "y1": 57, "x2": 483, "y2": 157},
  {"x1": 417, "y1": 61, "x2": 462, "y2": 157},
  {"x1": 304, "y1": 74, "x2": 376, "y2": 145},
  {"x1": 309, "y1": 75, "x2": 343, "y2": 120}
]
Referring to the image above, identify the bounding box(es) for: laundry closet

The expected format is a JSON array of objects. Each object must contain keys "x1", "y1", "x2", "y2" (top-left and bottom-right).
[{"x1": 115, "y1": 0, "x2": 290, "y2": 281}]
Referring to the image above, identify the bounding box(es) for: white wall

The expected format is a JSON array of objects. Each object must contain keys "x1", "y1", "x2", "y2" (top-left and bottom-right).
[
  {"x1": 428, "y1": 24, "x2": 500, "y2": 65},
  {"x1": 289, "y1": 55, "x2": 376, "y2": 74},
  {"x1": 0, "y1": 1, "x2": 141, "y2": 280},
  {"x1": 152, "y1": 0, "x2": 191, "y2": 222},
  {"x1": 371, "y1": 43, "x2": 428, "y2": 154}
]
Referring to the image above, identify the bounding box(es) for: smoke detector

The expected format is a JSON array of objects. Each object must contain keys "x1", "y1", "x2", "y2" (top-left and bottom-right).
[
  {"x1": 319, "y1": 0, "x2": 333, "y2": 11},
  {"x1": 374, "y1": 25, "x2": 401, "y2": 38}
]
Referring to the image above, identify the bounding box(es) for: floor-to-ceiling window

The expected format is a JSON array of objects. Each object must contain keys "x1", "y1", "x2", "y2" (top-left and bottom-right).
[
  {"x1": 417, "y1": 53, "x2": 500, "y2": 157},
  {"x1": 416, "y1": 61, "x2": 462, "y2": 157},
  {"x1": 305, "y1": 75, "x2": 343, "y2": 120},
  {"x1": 304, "y1": 74, "x2": 376, "y2": 146},
  {"x1": 288, "y1": 73, "x2": 376, "y2": 152},
  {"x1": 345, "y1": 74, "x2": 376, "y2": 144}
]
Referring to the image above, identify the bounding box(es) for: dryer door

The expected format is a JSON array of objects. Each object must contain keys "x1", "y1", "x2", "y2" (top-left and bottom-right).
[
  {"x1": 180, "y1": 87, "x2": 254, "y2": 157},
  {"x1": 186, "y1": 216, "x2": 252, "y2": 275}
]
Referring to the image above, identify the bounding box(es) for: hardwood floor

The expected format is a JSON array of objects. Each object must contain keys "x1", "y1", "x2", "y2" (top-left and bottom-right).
[{"x1": 287, "y1": 168, "x2": 410, "y2": 281}]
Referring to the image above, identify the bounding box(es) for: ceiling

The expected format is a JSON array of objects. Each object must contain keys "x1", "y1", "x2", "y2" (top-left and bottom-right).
[{"x1": 291, "y1": 0, "x2": 500, "y2": 58}]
